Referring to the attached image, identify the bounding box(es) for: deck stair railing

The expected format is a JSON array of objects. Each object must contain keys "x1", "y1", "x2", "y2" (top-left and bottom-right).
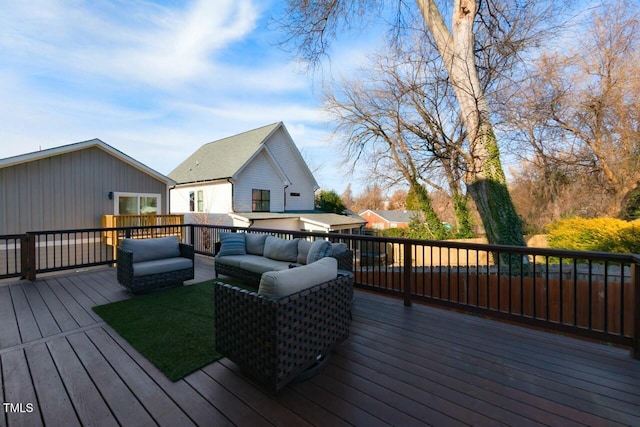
[{"x1": 1, "y1": 223, "x2": 639, "y2": 359}]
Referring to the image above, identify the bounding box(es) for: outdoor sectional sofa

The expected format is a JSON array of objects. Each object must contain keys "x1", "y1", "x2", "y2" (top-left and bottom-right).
[
  {"x1": 214, "y1": 232, "x2": 353, "y2": 286},
  {"x1": 117, "y1": 235, "x2": 194, "y2": 294},
  {"x1": 214, "y1": 254, "x2": 354, "y2": 392}
]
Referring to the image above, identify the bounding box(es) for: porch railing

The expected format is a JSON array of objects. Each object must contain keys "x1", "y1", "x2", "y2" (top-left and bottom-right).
[{"x1": 2, "y1": 224, "x2": 639, "y2": 359}]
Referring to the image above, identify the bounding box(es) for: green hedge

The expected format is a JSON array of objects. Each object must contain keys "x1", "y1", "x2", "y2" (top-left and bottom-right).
[{"x1": 547, "y1": 217, "x2": 640, "y2": 253}]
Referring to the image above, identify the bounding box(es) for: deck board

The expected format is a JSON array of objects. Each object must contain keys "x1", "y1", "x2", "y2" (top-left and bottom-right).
[
  {"x1": 66, "y1": 332, "x2": 157, "y2": 426},
  {"x1": 9, "y1": 284, "x2": 41, "y2": 343},
  {"x1": 47, "y1": 337, "x2": 119, "y2": 426},
  {"x1": 31, "y1": 277, "x2": 80, "y2": 332},
  {"x1": 24, "y1": 343, "x2": 80, "y2": 427},
  {"x1": 0, "y1": 258, "x2": 639, "y2": 426},
  {"x1": 1, "y1": 349, "x2": 40, "y2": 427},
  {"x1": 84, "y1": 327, "x2": 196, "y2": 427},
  {"x1": 0, "y1": 286, "x2": 21, "y2": 348},
  {"x1": 46, "y1": 277, "x2": 96, "y2": 327},
  {"x1": 21, "y1": 281, "x2": 61, "y2": 337}
]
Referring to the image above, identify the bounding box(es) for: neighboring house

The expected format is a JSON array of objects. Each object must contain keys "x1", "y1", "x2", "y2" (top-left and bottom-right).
[
  {"x1": 359, "y1": 210, "x2": 422, "y2": 230},
  {"x1": 169, "y1": 122, "x2": 365, "y2": 233},
  {"x1": 0, "y1": 139, "x2": 175, "y2": 235}
]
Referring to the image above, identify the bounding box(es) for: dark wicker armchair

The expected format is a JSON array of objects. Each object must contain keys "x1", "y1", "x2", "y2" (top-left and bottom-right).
[
  {"x1": 214, "y1": 273, "x2": 354, "y2": 393},
  {"x1": 117, "y1": 238, "x2": 194, "y2": 294}
]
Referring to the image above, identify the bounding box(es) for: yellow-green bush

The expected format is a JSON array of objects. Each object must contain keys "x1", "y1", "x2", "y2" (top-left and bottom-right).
[{"x1": 547, "y1": 217, "x2": 640, "y2": 253}]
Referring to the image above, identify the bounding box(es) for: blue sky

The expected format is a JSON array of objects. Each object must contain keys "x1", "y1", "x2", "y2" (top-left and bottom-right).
[{"x1": 0, "y1": 0, "x2": 379, "y2": 194}]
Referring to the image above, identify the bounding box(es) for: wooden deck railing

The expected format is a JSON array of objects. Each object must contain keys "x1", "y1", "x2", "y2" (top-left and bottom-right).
[
  {"x1": 101, "y1": 214, "x2": 184, "y2": 257},
  {"x1": 2, "y1": 223, "x2": 639, "y2": 359}
]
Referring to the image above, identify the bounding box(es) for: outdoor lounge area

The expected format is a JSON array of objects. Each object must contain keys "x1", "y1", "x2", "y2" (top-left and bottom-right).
[{"x1": 1, "y1": 255, "x2": 639, "y2": 426}]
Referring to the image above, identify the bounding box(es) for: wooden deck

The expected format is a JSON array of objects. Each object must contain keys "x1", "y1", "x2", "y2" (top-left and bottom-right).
[{"x1": 1, "y1": 256, "x2": 639, "y2": 426}]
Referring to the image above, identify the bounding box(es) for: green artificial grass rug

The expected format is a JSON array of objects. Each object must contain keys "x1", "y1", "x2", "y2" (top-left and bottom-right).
[{"x1": 93, "y1": 280, "x2": 229, "y2": 381}]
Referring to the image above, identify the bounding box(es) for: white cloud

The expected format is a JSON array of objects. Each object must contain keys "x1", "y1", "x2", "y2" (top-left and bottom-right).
[
  {"x1": 0, "y1": 0, "x2": 381, "y2": 194},
  {"x1": 0, "y1": 0, "x2": 260, "y2": 89}
]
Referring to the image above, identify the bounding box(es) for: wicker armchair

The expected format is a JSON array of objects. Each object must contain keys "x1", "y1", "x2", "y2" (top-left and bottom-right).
[
  {"x1": 214, "y1": 273, "x2": 354, "y2": 393},
  {"x1": 117, "y1": 238, "x2": 194, "y2": 294}
]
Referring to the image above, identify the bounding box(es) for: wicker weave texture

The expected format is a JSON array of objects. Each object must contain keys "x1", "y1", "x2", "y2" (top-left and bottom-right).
[
  {"x1": 214, "y1": 273, "x2": 353, "y2": 392},
  {"x1": 117, "y1": 243, "x2": 195, "y2": 294}
]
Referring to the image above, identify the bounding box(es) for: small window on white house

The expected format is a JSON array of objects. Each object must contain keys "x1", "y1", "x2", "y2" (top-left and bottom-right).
[
  {"x1": 197, "y1": 190, "x2": 204, "y2": 212},
  {"x1": 252, "y1": 189, "x2": 270, "y2": 212},
  {"x1": 189, "y1": 191, "x2": 195, "y2": 212}
]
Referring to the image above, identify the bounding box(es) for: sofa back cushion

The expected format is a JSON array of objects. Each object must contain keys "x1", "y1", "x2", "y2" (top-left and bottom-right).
[
  {"x1": 245, "y1": 233, "x2": 267, "y2": 256},
  {"x1": 120, "y1": 236, "x2": 181, "y2": 263},
  {"x1": 297, "y1": 239, "x2": 313, "y2": 265},
  {"x1": 258, "y1": 257, "x2": 338, "y2": 298},
  {"x1": 307, "y1": 239, "x2": 331, "y2": 264},
  {"x1": 330, "y1": 242, "x2": 349, "y2": 257},
  {"x1": 263, "y1": 236, "x2": 298, "y2": 262},
  {"x1": 218, "y1": 232, "x2": 246, "y2": 257}
]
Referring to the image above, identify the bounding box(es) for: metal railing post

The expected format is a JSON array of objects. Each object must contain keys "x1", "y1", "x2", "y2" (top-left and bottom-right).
[
  {"x1": 403, "y1": 241, "x2": 412, "y2": 307},
  {"x1": 21, "y1": 232, "x2": 36, "y2": 281},
  {"x1": 633, "y1": 261, "x2": 640, "y2": 359}
]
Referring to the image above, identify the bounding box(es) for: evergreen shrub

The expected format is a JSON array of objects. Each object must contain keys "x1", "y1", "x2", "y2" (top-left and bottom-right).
[{"x1": 547, "y1": 217, "x2": 640, "y2": 253}]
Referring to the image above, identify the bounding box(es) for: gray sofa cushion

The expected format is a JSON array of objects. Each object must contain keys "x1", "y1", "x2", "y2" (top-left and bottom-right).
[
  {"x1": 245, "y1": 233, "x2": 267, "y2": 256},
  {"x1": 239, "y1": 257, "x2": 291, "y2": 274},
  {"x1": 263, "y1": 236, "x2": 298, "y2": 262},
  {"x1": 307, "y1": 239, "x2": 331, "y2": 264},
  {"x1": 297, "y1": 239, "x2": 313, "y2": 265},
  {"x1": 218, "y1": 232, "x2": 246, "y2": 256},
  {"x1": 214, "y1": 254, "x2": 260, "y2": 268},
  {"x1": 258, "y1": 257, "x2": 338, "y2": 298},
  {"x1": 120, "y1": 236, "x2": 181, "y2": 263},
  {"x1": 330, "y1": 242, "x2": 349, "y2": 257},
  {"x1": 133, "y1": 257, "x2": 193, "y2": 277}
]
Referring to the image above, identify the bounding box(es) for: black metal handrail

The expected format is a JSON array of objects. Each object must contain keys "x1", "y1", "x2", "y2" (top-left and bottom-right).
[
  {"x1": 191, "y1": 225, "x2": 640, "y2": 356},
  {"x1": 1, "y1": 224, "x2": 638, "y2": 358}
]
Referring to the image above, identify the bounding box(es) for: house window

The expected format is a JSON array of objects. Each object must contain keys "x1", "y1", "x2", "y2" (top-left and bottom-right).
[
  {"x1": 189, "y1": 191, "x2": 195, "y2": 212},
  {"x1": 197, "y1": 190, "x2": 204, "y2": 212},
  {"x1": 252, "y1": 189, "x2": 270, "y2": 212},
  {"x1": 116, "y1": 193, "x2": 160, "y2": 215}
]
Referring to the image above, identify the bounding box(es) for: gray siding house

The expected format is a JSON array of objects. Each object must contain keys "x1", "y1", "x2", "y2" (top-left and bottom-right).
[{"x1": 0, "y1": 139, "x2": 175, "y2": 235}]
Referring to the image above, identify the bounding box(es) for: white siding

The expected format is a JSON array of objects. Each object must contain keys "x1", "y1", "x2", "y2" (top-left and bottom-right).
[
  {"x1": 264, "y1": 128, "x2": 316, "y2": 211},
  {"x1": 170, "y1": 182, "x2": 232, "y2": 214},
  {"x1": 234, "y1": 151, "x2": 285, "y2": 212}
]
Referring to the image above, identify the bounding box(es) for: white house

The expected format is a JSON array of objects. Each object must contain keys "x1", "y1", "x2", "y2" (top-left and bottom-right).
[{"x1": 169, "y1": 122, "x2": 365, "y2": 233}]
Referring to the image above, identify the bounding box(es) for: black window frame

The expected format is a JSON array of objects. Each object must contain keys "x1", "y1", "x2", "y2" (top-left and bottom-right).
[{"x1": 252, "y1": 189, "x2": 270, "y2": 212}]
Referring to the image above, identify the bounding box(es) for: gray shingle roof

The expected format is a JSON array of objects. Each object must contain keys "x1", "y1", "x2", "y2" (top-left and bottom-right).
[{"x1": 168, "y1": 122, "x2": 281, "y2": 184}]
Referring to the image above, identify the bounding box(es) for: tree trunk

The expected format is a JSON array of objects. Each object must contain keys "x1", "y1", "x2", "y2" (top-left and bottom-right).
[
  {"x1": 409, "y1": 179, "x2": 449, "y2": 239},
  {"x1": 416, "y1": 0, "x2": 526, "y2": 246}
]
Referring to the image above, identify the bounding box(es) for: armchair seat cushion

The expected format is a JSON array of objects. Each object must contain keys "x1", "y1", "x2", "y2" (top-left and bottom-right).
[{"x1": 133, "y1": 257, "x2": 193, "y2": 277}]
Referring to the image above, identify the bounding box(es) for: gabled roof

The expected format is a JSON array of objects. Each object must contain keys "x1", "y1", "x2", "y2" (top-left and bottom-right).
[
  {"x1": 0, "y1": 138, "x2": 175, "y2": 185},
  {"x1": 169, "y1": 123, "x2": 279, "y2": 184},
  {"x1": 360, "y1": 210, "x2": 422, "y2": 223},
  {"x1": 168, "y1": 122, "x2": 318, "y2": 188}
]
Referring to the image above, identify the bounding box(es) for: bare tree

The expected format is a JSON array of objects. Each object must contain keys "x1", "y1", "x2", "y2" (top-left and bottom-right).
[
  {"x1": 277, "y1": 0, "x2": 567, "y2": 246},
  {"x1": 503, "y1": 1, "x2": 640, "y2": 217},
  {"x1": 388, "y1": 189, "x2": 408, "y2": 210},
  {"x1": 352, "y1": 183, "x2": 386, "y2": 212},
  {"x1": 324, "y1": 37, "x2": 463, "y2": 239}
]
